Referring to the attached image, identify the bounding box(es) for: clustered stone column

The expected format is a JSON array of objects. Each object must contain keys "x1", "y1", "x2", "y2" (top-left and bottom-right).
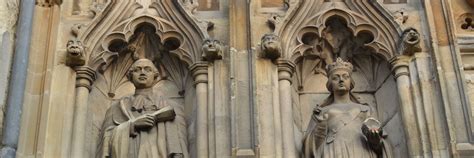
[
  {"x1": 277, "y1": 60, "x2": 297, "y2": 158},
  {"x1": 71, "y1": 66, "x2": 96, "y2": 158},
  {"x1": 389, "y1": 28, "x2": 424, "y2": 157},
  {"x1": 190, "y1": 62, "x2": 209, "y2": 158}
]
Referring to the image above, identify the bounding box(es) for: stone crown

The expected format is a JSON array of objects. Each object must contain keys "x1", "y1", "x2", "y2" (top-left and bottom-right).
[{"x1": 326, "y1": 58, "x2": 353, "y2": 74}]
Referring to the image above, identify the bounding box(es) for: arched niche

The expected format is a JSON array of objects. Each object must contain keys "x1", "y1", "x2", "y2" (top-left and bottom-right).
[
  {"x1": 274, "y1": 1, "x2": 407, "y2": 157},
  {"x1": 73, "y1": 1, "x2": 210, "y2": 157},
  {"x1": 85, "y1": 22, "x2": 197, "y2": 157}
]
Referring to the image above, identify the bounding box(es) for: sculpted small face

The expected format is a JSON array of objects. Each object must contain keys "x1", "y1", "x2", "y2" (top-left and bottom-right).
[
  {"x1": 129, "y1": 60, "x2": 158, "y2": 89},
  {"x1": 203, "y1": 39, "x2": 220, "y2": 53},
  {"x1": 329, "y1": 69, "x2": 351, "y2": 95},
  {"x1": 67, "y1": 39, "x2": 84, "y2": 57},
  {"x1": 404, "y1": 29, "x2": 420, "y2": 44},
  {"x1": 262, "y1": 34, "x2": 280, "y2": 51}
]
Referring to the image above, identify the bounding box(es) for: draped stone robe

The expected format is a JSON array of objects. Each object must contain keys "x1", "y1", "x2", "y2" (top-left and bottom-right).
[
  {"x1": 96, "y1": 90, "x2": 188, "y2": 158},
  {"x1": 303, "y1": 103, "x2": 393, "y2": 158}
]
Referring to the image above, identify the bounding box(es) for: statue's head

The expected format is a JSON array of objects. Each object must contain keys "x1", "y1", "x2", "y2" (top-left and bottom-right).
[
  {"x1": 325, "y1": 58, "x2": 354, "y2": 95},
  {"x1": 260, "y1": 33, "x2": 281, "y2": 60},
  {"x1": 127, "y1": 59, "x2": 159, "y2": 89},
  {"x1": 66, "y1": 38, "x2": 86, "y2": 66}
]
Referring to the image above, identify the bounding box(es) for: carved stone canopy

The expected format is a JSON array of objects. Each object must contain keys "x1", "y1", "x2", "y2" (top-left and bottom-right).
[
  {"x1": 275, "y1": 0, "x2": 402, "y2": 63},
  {"x1": 75, "y1": 0, "x2": 210, "y2": 72}
]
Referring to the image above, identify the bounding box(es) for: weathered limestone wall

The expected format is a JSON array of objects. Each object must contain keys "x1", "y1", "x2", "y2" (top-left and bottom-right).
[{"x1": 9, "y1": 0, "x2": 474, "y2": 157}]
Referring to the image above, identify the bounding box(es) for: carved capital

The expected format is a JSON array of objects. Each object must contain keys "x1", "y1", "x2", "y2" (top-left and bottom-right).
[
  {"x1": 389, "y1": 55, "x2": 410, "y2": 79},
  {"x1": 74, "y1": 66, "x2": 96, "y2": 91},
  {"x1": 36, "y1": 0, "x2": 62, "y2": 7},
  {"x1": 277, "y1": 60, "x2": 296, "y2": 83},
  {"x1": 189, "y1": 62, "x2": 208, "y2": 85}
]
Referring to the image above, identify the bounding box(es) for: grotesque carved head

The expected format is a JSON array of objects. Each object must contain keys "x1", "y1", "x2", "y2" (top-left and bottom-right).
[
  {"x1": 261, "y1": 33, "x2": 281, "y2": 60},
  {"x1": 66, "y1": 38, "x2": 86, "y2": 67},
  {"x1": 202, "y1": 38, "x2": 223, "y2": 62},
  {"x1": 400, "y1": 28, "x2": 421, "y2": 55},
  {"x1": 127, "y1": 59, "x2": 160, "y2": 89}
]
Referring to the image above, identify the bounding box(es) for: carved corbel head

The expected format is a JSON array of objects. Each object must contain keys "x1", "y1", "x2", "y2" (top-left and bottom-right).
[
  {"x1": 260, "y1": 33, "x2": 282, "y2": 60},
  {"x1": 398, "y1": 28, "x2": 421, "y2": 56},
  {"x1": 201, "y1": 38, "x2": 223, "y2": 62},
  {"x1": 66, "y1": 38, "x2": 86, "y2": 67}
]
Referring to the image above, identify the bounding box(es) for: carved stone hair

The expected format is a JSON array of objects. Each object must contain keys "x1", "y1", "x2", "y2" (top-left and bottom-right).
[{"x1": 126, "y1": 59, "x2": 160, "y2": 81}]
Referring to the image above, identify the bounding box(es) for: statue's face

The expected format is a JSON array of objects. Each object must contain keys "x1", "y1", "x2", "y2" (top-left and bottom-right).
[
  {"x1": 129, "y1": 60, "x2": 158, "y2": 89},
  {"x1": 329, "y1": 69, "x2": 351, "y2": 95}
]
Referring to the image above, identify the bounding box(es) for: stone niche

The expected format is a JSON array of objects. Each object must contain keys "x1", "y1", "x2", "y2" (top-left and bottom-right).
[
  {"x1": 291, "y1": 16, "x2": 407, "y2": 158},
  {"x1": 268, "y1": 1, "x2": 411, "y2": 157},
  {"x1": 86, "y1": 23, "x2": 197, "y2": 157},
  {"x1": 64, "y1": 0, "x2": 212, "y2": 157}
]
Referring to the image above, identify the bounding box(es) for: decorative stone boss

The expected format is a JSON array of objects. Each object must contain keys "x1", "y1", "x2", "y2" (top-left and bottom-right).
[
  {"x1": 303, "y1": 58, "x2": 393, "y2": 158},
  {"x1": 97, "y1": 59, "x2": 188, "y2": 158}
]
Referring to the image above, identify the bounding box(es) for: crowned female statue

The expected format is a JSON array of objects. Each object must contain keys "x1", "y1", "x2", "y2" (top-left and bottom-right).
[{"x1": 303, "y1": 58, "x2": 393, "y2": 158}]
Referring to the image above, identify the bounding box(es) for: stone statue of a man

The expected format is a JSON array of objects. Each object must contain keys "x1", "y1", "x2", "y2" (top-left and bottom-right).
[{"x1": 97, "y1": 59, "x2": 188, "y2": 158}]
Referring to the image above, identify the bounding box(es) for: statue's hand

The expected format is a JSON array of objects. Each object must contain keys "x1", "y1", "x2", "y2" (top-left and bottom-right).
[
  {"x1": 133, "y1": 114, "x2": 155, "y2": 131},
  {"x1": 362, "y1": 118, "x2": 383, "y2": 151},
  {"x1": 364, "y1": 127, "x2": 383, "y2": 145}
]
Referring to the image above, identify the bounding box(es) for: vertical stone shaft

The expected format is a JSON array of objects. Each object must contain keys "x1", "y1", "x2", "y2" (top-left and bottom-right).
[
  {"x1": 277, "y1": 60, "x2": 297, "y2": 158},
  {"x1": 229, "y1": 0, "x2": 255, "y2": 156},
  {"x1": 0, "y1": 0, "x2": 35, "y2": 157},
  {"x1": 390, "y1": 56, "x2": 423, "y2": 157},
  {"x1": 414, "y1": 53, "x2": 449, "y2": 157},
  {"x1": 190, "y1": 63, "x2": 209, "y2": 158},
  {"x1": 70, "y1": 66, "x2": 95, "y2": 158}
]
